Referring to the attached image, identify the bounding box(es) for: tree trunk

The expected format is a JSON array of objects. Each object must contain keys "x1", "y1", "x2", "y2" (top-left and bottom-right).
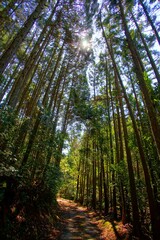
[
  {"x1": 7, "y1": 7, "x2": 59, "y2": 109},
  {"x1": 139, "y1": 0, "x2": 160, "y2": 45},
  {"x1": 0, "y1": 30, "x2": 36, "y2": 103},
  {"x1": 130, "y1": 10, "x2": 160, "y2": 84},
  {"x1": 118, "y1": 82, "x2": 141, "y2": 237},
  {"x1": 116, "y1": 66, "x2": 160, "y2": 240},
  {"x1": 15, "y1": 27, "x2": 54, "y2": 113},
  {"x1": 109, "y1": 74, "x2": 117, "y2": 219},
  {"x1": 100, "y1": 14, "x2": 142, "y2": 236},
  {"x1": 92, "y1": 141, "x2": 96, "y2": 210},
  {"x1": 119, "y1": 0, "x2": 160, "y2": 163},
  {"x1": 21, "y1": 112, "x2": 41, "y2": 166},
  {"x1": 0, "y1": 0, "x2": 46, "y2": 75}
]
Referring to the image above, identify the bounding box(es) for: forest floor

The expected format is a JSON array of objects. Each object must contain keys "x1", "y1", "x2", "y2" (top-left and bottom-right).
[
  {"x1": 0, "y1": 197, "x2": 130, "y2": 239},
  {"x1": 55, "y1": 198, "x2": 129, "y2": 240}
]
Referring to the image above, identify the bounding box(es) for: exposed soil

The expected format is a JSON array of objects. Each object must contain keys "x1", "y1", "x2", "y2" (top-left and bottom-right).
[
  {"x1": 57, "y1": 198, "x2": 102, "y2": 240},
  {"x1": 56, "y1": 198, "x2": 129, "y2": 240}
]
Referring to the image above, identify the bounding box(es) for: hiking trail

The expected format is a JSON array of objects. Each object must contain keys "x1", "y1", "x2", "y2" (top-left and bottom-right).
[{"x1": 57, "y1": 198, "x2": 103, "y2": 240}]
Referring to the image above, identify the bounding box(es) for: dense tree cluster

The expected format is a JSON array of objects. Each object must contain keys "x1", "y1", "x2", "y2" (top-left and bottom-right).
[
  {"x1": 0, "y1": 0, "x2": 159, "y2": 239},
  {"x1": 61, "y1": 0, "x2": 160, "y2": 239},
  {"x1": 0, "y1": 0, "x2": 94, "y2": 238}
]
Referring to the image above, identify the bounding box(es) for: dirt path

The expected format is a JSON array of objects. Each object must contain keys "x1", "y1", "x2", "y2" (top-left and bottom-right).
[{"x1": 57, "y1": 198, "x2": 103, "y2": 240}]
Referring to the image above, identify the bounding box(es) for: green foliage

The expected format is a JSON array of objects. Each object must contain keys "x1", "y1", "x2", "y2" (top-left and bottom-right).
[
  {"x1": 143, "y1": 71, "x2": 152, "y2": 92},
  {"x1": 0, "y1": 107, "x2": 21, "y2": 170},
  {"x1": 0, "y1": 167, "x2": 61, "y2": 239},
  {"x1": 44, "y1": 164, "x2": 62, "y2": 205},
  {"x1": 84, "y1": 0, "x2": 99, "y2": 27},
  {"x1": 59, "y1": 139, "x2": 80, "y2": 199}
]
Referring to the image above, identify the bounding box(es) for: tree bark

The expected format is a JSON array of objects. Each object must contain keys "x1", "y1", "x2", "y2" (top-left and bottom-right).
[
  {"x1": 130, "y1": 10, "x2": 160, "y2": 84},
  {"x1": 139, "y1": 0, "x2": 160, "y2": 45},
  {"x1": 99, "y1": 12, "x2": 141, "y2": 237},
  {"x1": 0, "y1": 0, "x2": 46, "y2": 75},
  {"x1": 119, "y1": 0, "x2": 160, "y2": 162}
]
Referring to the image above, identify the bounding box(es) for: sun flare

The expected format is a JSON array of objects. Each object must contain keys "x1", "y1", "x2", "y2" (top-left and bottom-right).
[
  {"x1": 81, "y1": 39, "x2": 91, "y2": 50},
  {"x1": 82, "y1": 39, "x2": 89, "y2": 48}
]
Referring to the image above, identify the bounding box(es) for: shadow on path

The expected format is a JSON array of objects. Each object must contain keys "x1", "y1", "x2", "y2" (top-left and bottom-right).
[{"x1": 57, "y1": 198, "x2": 102, "y2": 240}]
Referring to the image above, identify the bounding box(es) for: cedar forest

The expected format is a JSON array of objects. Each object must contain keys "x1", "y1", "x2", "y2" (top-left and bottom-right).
[{"x1": 0, "y1": 0, "x2": 160, "y2": 239}]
